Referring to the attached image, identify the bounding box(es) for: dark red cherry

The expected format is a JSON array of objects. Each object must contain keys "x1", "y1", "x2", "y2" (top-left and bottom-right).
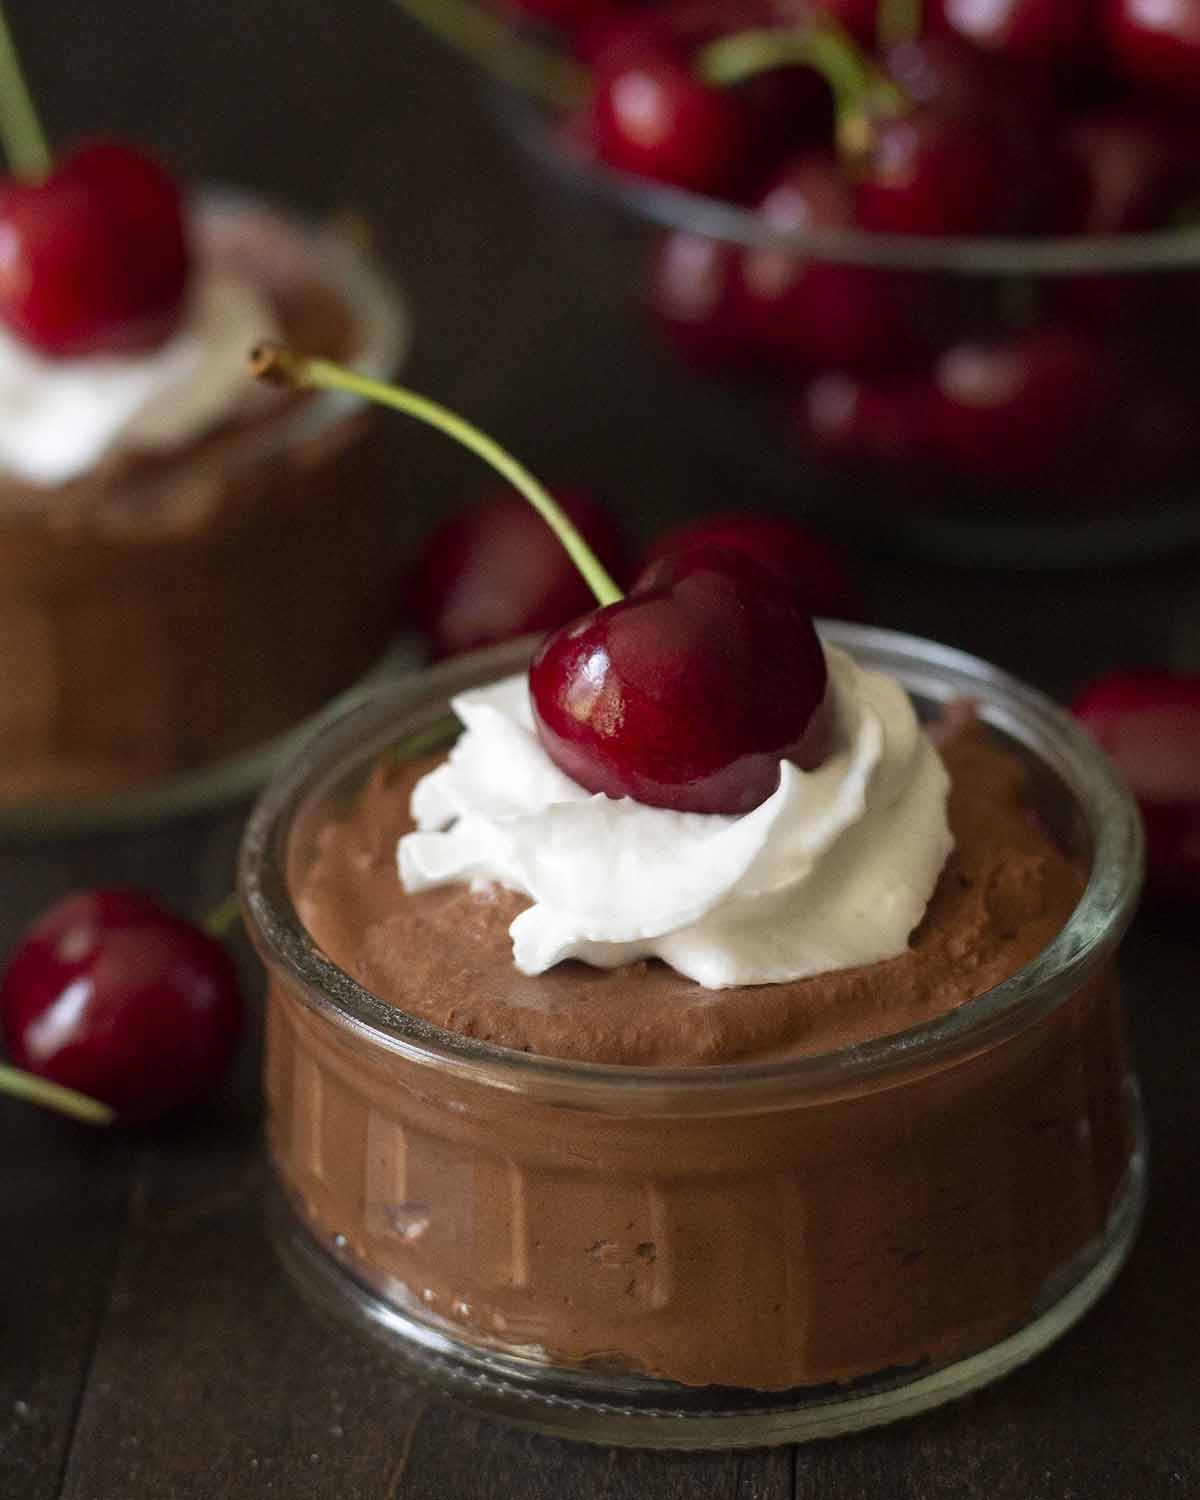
[
  {"x1": 587, "y1": 46, "x2": 755, "y2": 193},
  {"x1": 647, "y1": 230, "x2": 749, "y2": 368},
  {"x1": 799, "y1": 369, "x2": 936, "y2": 470},
  {"x1": 853, "y1": 110, "x2": 1010, "y2": 236},
  {"x1": 934, "y1": 0, "x2": 1098, "y2": 66},
  {"x1": 1105, "y1": 0, "x2": 1200, "y2": 98},
  {"x1": 1073, "y1": 672, "x2": 1200, "y2": 903},
  {"x1": 411, "y1": 489, "x2": 628, "y2": 658},
  {"x1": 1060, "y1": 110, "x2": 1199, "y2": 233},
  {"x1": 929, "y1": 327, "x2": 1119, "y2": 482},
  {"x1": 1, "y1": 889, "x2": 242, "y2": 1124},
  {"x1": 0, "y1": 140, "x2": 189, "y2": 357},
  {"x1": 530, "y1": 549, "x2": 829, "y2": 814},
  {"x1": 736, "y1": 152, "x2": 907, "y2": 371},
  {"x1": 642, "y1": 511, "x2": 860, "y2": 619}
]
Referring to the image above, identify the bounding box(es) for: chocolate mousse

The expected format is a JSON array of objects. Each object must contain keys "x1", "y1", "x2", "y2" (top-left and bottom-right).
[
  {"x1": 295, "y1": 724, "x2": 1084, "y2": 1064},
  {"x1": 262, "y1": 704, "x2": 1135, "y2": 1393},
  {"x1": 0, "y1": 197, "x2": 406, "y2": 803}
]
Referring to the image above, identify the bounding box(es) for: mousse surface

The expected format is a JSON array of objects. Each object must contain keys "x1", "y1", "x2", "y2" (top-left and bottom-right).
[{"x1": 296, "y1": 720, "x2": 1085, "y2": 1065}]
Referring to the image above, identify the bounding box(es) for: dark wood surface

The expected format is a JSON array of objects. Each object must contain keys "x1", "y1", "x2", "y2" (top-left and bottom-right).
[{"x1": 2, "y1": 3, "x2": 1199, "y2": 1495}]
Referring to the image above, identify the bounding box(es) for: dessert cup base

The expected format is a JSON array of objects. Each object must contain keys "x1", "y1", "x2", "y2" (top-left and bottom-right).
[
  {"x1": 0, "y1": 632, "x2": 426, "y2": 841},
  {"x1": 269, "y1": 1082, "x2": 1147, "y2": 1451}
]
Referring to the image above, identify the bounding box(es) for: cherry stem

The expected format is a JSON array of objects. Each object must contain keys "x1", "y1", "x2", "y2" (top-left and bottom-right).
[
  {"x1": 387, "y1": 0, "x2": 586, "y2": 111},
  {"x1": 696, "y1": 24, "x2": 904, "y2": 156},
  {"x1": 0, "y1": 1063, "x2": 115, "y2": 1126},
  {"x1": 203, "y1": 891, "x2": 242, "y2": 941},
  {"x1": 249, "y1": 344, "x2": 623, "y2": 609},
  {"x1": 0, "y1": 2, "x2": 51, "y2": 180}
]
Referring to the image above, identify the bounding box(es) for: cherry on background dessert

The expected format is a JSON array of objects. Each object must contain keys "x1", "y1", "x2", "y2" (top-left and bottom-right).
[
  {"x1": 1073, "y1": 672, "x2": 1200, "y2": 903},
  {"x1": 0, "y1": 140, "x2": 190, "y2": 356},
  {"x1": 411, "y1": 487, "x2": 628, "y2": 657},
  {"x1": 0, "y1": 10, "x2": 408, "y2": 804},
  {"x1": 0, "y1": 889, "x2": 242, "y2": 1123}
]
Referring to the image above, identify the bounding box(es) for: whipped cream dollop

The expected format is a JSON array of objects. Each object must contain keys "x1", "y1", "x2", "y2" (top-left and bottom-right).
[
  {"x1": 0, "y1": 272, "x2": 281, "y2": 485},
  {"x1": 399, "y1": 646, "x2": 954, "y2": 990}
]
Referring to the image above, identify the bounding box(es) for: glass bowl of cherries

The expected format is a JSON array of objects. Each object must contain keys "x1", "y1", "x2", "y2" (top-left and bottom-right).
[{"x1": 405, "y1": 0, "x2": 1200, "y2": 567}]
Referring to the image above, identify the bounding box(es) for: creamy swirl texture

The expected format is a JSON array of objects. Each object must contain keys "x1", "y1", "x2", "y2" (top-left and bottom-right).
[
  {"x1": 0, "y1": 271, "x2": 280, "y2": 485},
  {"x1": 399, "y1": 646, "x2": 954, "y2": 989}
]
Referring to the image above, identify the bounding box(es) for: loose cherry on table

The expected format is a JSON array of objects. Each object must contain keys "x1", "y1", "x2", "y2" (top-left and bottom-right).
[
  {"x1": 642, "y1": 510, "x2": 861, "y2": 621},
  {"x1": 1, "y1": 889, "x2": 242, "y2": 1125},
  {"x1": 799, "y1": 368, "x2": 935, "y2": 470},
  {"x1": 252, "y1": 346, "x2": 834, "y2": 818},
  {"x1": 1072, "y1": 672, "x2": 1200, "y2": 904},
  {"x1": 411, "y1": 487, "x2": 628, "y2": 657},
  {"x1": 0, "y1": 139, "x2": 190, "y2": 357}
]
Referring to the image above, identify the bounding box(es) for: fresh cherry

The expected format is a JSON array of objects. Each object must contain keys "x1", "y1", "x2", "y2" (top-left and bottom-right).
[
  {"x1": 852, "y1": 109, "x2": 1010, "y2": 236},
  {"x1": 799, "y1": 368, "x2": 935, "y2": 470},
  {"x1": 411, "y1": 488, "x2": 628, "y2": 657},
  {"x1": 647, "y1": 229, "x2": 750, "y2": 368},
  {"x1": 1060, "y1": 110, "x2": 1198, "y2": 234},
  {"x1": 251, "y1": 349, "x2": 833, "y2": 817},
  {"x1": 530, "y1": 548, "x2": 830, "y2": 814},
  {"x1": 928, "y1": 327, "x2": 1118, "y2": 483},
  {"x1": 934, "y1": 0, "x2": 1098, "y2": 67},
  {"x1": 1072, "y1": 672, "x2": 1200, "y2": 903},
  {"x1": 0, "y1": 139, "x2": 189, "y2": 357},
  {"x1": 587, "y1": 45, "x2": 755, "y2": 192},
  {"x1": 1, "y1": 889, "x2": 242, "y2": 1124},
  {"x1": 808, "y1": 0, "x2": 879, "y2": 48},
  {"x1": 736, "y1": 151, "x2": 907, "y2": 371},
  {"x1": 1105, "y1": 0, "x2": 1200, "y2": 98},
  {"x1": 642, "y1": 511, "x2": 860, "y2": 619}
]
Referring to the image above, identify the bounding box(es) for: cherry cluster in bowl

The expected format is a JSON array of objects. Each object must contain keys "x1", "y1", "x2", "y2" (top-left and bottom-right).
[{"x1": 498, "y1": 0, "x2": 1200, "y2": 509}]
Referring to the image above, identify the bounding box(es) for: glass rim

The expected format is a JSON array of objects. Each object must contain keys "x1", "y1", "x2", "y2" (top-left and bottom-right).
[
  {"x1": 0, "y1": 185, "x2": 412, "y2": 839},
  {"x1": 240, "y1": 623, "x2": 1145, "y2": 1102},
  {"x1": 498, "y1": 91, "x2": 1200, "y2": 277}
]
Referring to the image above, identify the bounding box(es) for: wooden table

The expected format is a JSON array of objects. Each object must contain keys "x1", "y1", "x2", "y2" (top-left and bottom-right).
[{"x1": 3, "y1": 2, "x2": 1199, "y2": 1494}]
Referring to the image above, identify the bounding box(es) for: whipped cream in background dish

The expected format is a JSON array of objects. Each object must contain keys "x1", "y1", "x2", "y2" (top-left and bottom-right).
[
  {"x1": 0, "y1": 271, "x2": 280, "y2": 486},
  {"x1": 400, "y1": 645, "x2": 954, "y2": 989}
]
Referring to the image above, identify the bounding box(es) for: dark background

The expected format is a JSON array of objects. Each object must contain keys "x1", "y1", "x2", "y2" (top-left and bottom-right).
[{"x1": 2, "y1": 2, "x2": 1199, "y2": 1496}]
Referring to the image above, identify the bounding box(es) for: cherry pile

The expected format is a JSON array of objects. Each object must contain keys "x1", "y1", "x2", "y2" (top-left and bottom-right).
[{"x1": 492, "y1": 0, "x2": 1200, "y2": 512}]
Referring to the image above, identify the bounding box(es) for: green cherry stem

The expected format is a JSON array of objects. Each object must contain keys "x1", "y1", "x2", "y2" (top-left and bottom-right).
[
  {"x1": 0, "y1": 2, "x2": 51, "y2": 180},
  {"x1": 387, "y1": 0, "x2": 586, "y2": 111},
  {"x1": 0, "y1": 1063, "x2": 115, "y2": 1126},
  {"x1": 696, "y1": 24, "x2": 904, "y2": 157},
  {"x1": 203, "y1": 891, "x2": 243, "y2": 941},
  {"x1": 249, "y1": 344, "x2": 623, "y2": 609}
]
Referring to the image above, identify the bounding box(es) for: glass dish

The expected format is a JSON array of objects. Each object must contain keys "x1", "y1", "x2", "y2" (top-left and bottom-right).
[
  {"x1": 495, "y1": 89, "x2": 1200, "y2": 569},
  {"x1": 241, "y1": 626, "x2": 1146, "y2": 1448},
  {"x1": 0, "y1": 187, "x2": 412, "y2": 831}
]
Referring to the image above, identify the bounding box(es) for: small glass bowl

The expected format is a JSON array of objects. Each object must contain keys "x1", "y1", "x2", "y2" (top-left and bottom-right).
[
  {"x1": 497, "y1": 90, "x2": 1200, "y2": 569},
  {"x1": 0, "y1": 187, "x2": 412, "y2": 833},
  {"x1": 242, "y1": 626, "x2": 1146, "y2": 1448}
]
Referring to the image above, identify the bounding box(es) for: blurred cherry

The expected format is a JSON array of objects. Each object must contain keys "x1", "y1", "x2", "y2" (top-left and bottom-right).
[
  {"x1": 1073, "y1": 672, "x2": 1200, "y2": 902},
  {"x1": 642, "y1": 510, "x2": 861, "y2": 617},
  {"x1": 411, "y1": 489, "x2": 628, "y2": 658},
  {"x1": 1105, "y1": 0, "x2": 1200, "y2": 99}
]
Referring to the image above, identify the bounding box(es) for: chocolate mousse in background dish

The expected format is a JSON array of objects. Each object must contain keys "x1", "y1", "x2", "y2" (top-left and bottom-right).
[
  {"x1": 241, "y1": 357, "x2": 1146, "y2": 1447},
  {"x1": 0, "y1": 23, "x2": 409, "y2": 809}
]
